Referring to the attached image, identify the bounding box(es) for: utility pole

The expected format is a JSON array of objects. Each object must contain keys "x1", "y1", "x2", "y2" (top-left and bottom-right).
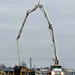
[
  {"x1": 30, "y1": 58, "x2": 32, "y2": 69},
  {"x1": 34, "y1": 65, "x2": 35, "y2": 70}
]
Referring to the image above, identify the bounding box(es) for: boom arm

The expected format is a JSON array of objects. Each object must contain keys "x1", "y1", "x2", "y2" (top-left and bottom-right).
[
  {"x1": 39, "y1": 4, "x2": 59, "y2": 65},
  {"x1": 16, "y1": 3, "x2": 59, "y2": 65},
  {"x1": 16, "y1": 5, "x2": 39, "y2": 40}
]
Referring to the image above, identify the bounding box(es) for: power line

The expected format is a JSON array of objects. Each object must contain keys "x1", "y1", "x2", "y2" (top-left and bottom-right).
[{"x1": 1, "y1": 57, "x2": 75, "y2": 62}]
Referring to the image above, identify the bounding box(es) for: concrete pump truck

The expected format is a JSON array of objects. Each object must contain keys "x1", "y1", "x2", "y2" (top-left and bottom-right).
[{"x1": 16, "y1": 1, "x2": 64, "y2": 75}]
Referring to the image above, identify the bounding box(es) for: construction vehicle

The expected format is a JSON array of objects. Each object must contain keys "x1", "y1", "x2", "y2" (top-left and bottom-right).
[
  {"x1": 13, "y1": 65, "x2": 35, "y2": 75},
  {"x1": 16, "y1": 1, "x2": 64, "y2": 75}
]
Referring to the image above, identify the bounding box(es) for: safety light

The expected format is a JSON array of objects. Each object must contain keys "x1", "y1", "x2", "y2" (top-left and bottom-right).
[
  {"x1": 61, "y1": 71, "x2": 64, "y2": 75},
  {"x1": 51, "y1": 71, "x2": 55, "y2": 75}
]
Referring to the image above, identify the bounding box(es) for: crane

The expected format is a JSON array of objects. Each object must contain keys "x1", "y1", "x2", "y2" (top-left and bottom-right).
[
  {"x1": 16, "y1": 0, "x2": 64, "y2": 75},
  {"x1": 16, "y1": 2, "x2": 64, "y2": 75},
  {"x1": 16, "y1": 2, "x2": 58, "y2": 66}
]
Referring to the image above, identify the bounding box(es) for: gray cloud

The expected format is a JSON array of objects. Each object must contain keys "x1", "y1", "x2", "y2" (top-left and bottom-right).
[{"x1": 0, "y1": 0, "x2": 75, "y2": 68}]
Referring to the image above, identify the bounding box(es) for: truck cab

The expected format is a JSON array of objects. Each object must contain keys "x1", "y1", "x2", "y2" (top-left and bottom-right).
[{"x1": 50, "y1": 65, "x2": 64, "y2": 75}]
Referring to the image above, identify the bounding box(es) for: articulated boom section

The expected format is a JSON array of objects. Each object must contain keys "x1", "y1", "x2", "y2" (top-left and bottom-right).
[
  {"x1": 16, "y1": 5, "x2": 38, "y2": 40},
  {"x1": 16, "y1": 3, "x2": 59, "y2": 65}
]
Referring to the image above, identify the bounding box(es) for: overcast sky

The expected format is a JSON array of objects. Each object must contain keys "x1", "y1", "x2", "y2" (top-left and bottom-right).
[{"x1": 0, "y1": 0, "x2": 75, "y2": 69}]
